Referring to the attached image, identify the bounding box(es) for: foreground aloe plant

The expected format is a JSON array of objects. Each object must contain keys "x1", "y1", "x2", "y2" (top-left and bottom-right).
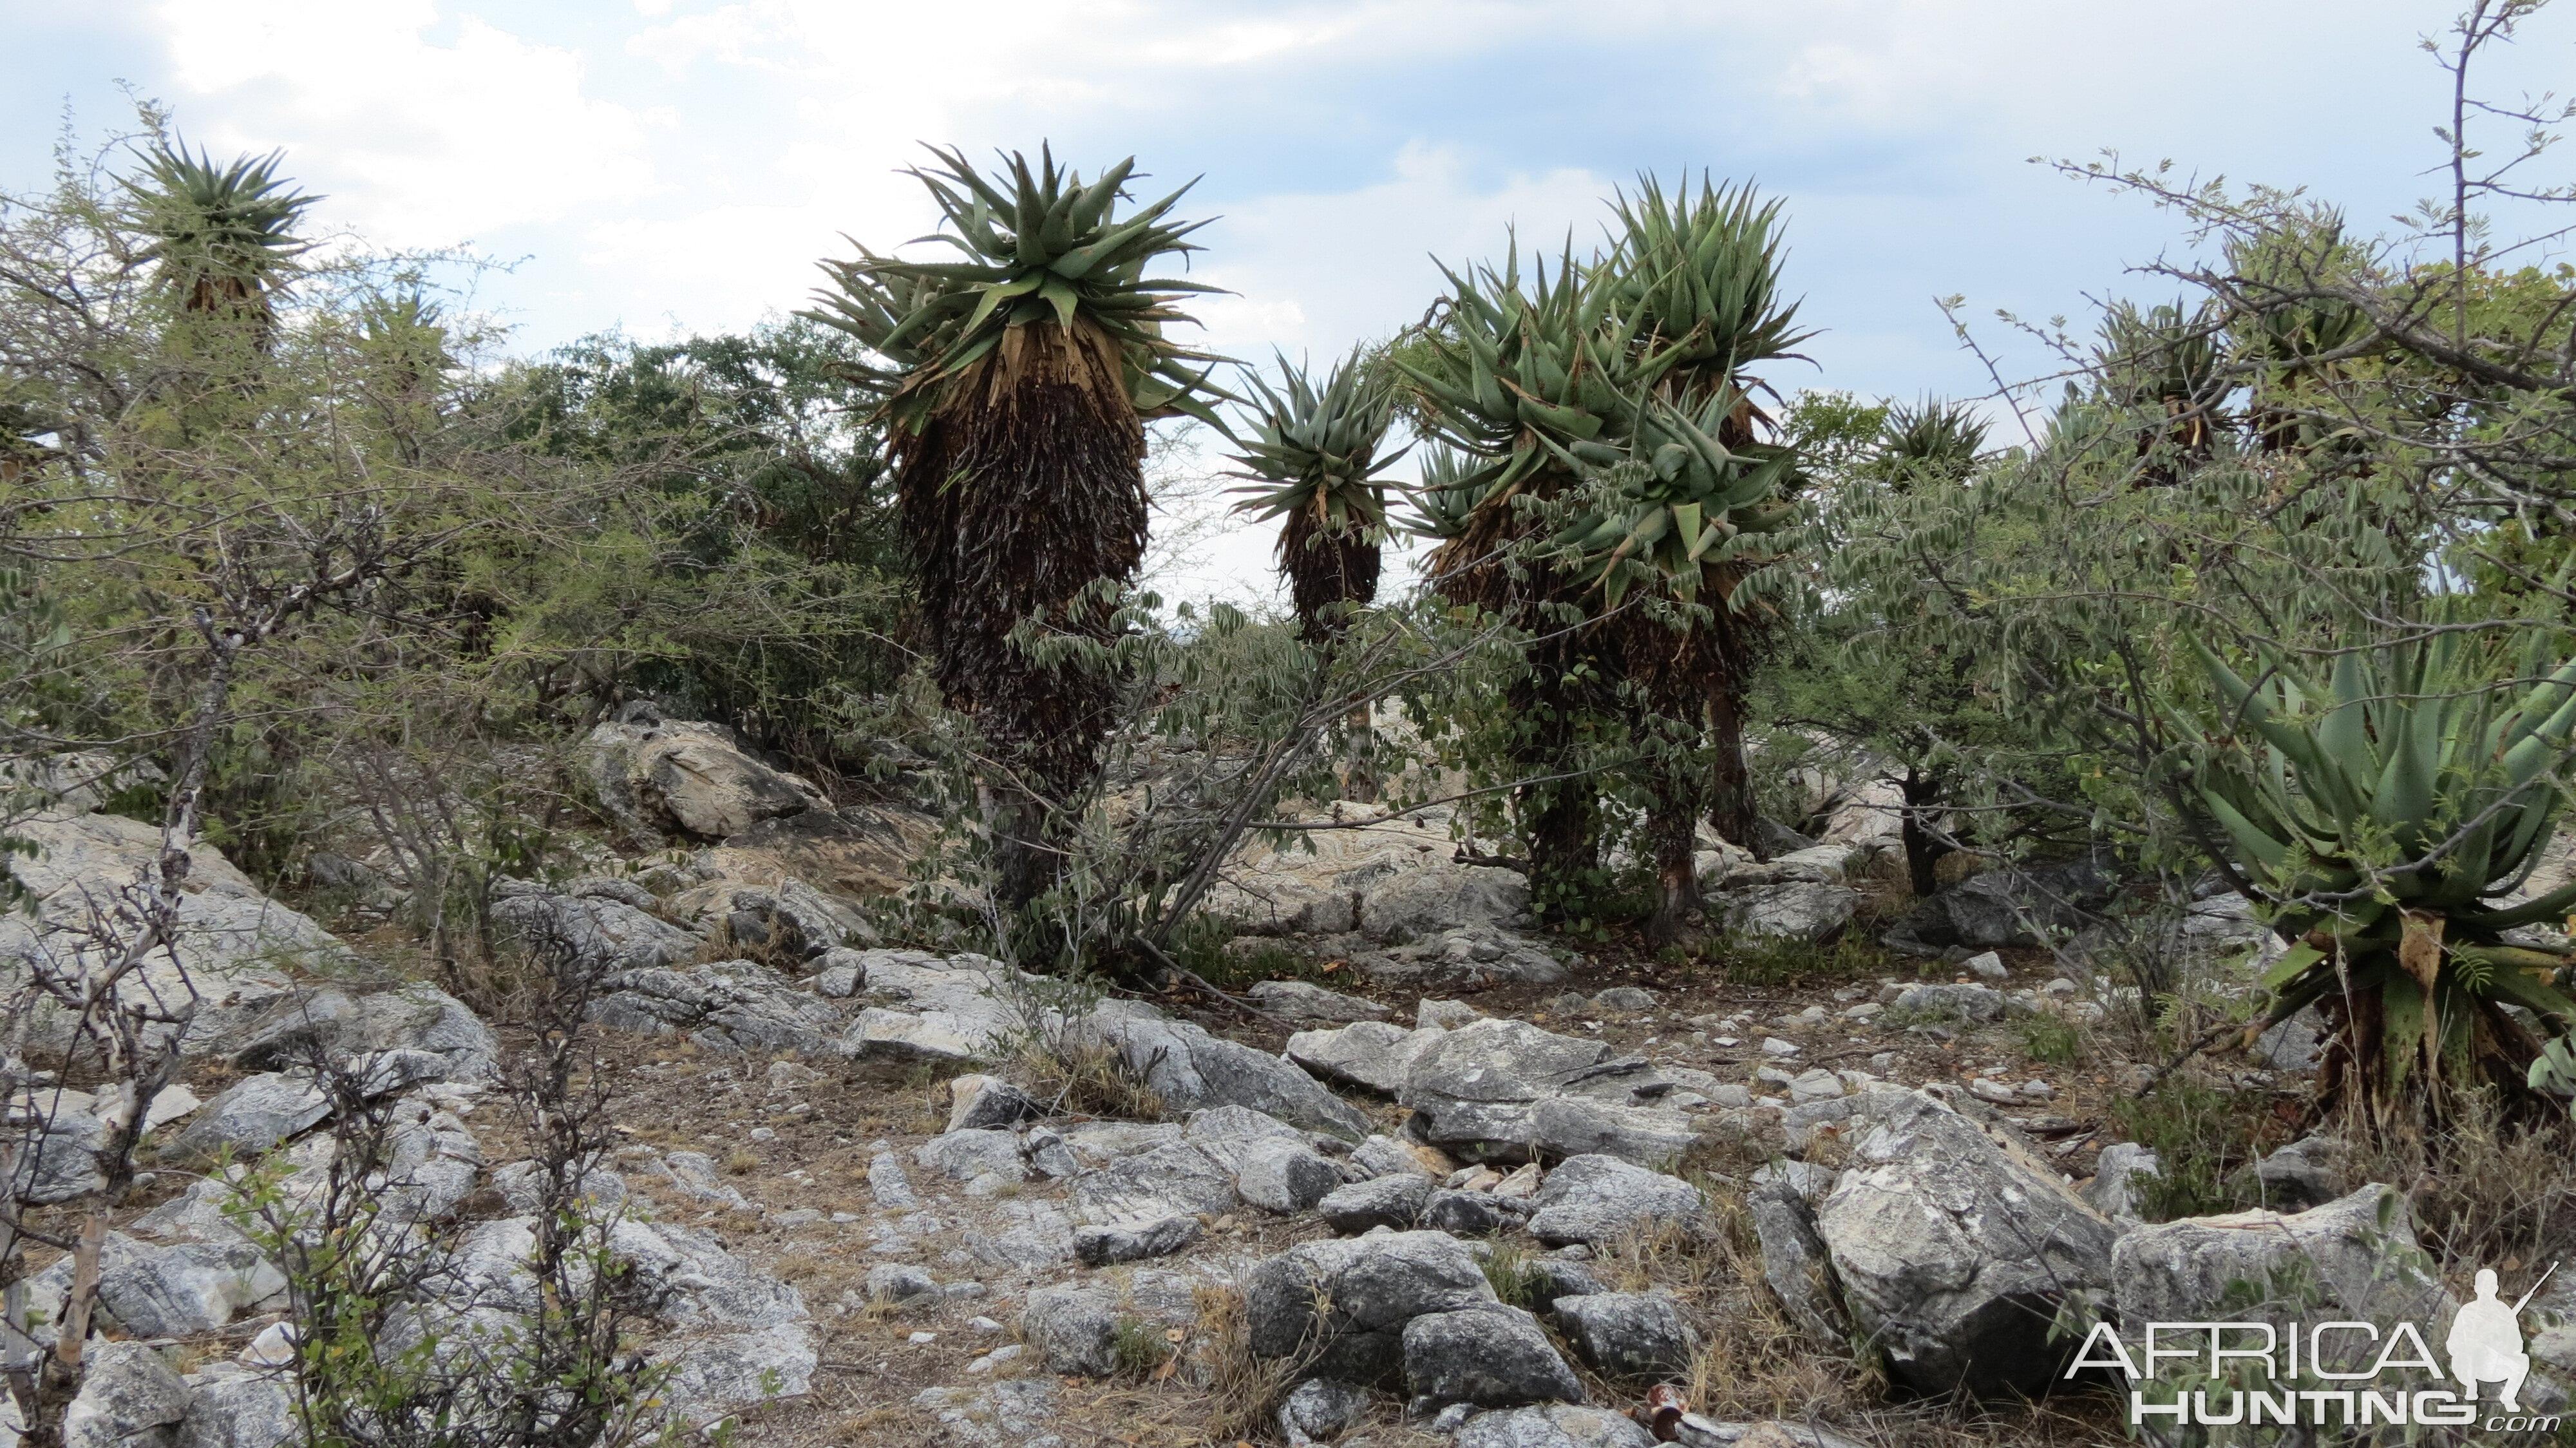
[{"x1": 2172, "y1": 634, "x2": 2576, "y2": 1118}]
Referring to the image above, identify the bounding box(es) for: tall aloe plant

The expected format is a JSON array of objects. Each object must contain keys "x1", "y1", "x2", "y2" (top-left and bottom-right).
[
  {"x1": 804, "y1": 145, "x2": 1231, "y2": 911},
  {"x1": 123, "y1": 142, "x2": 318, "y2": 343},
  {"x1": 1227, "y1": 348, "x2": 1403, "y2": 640},
  {"x1": 1399, "y1": 245, "x2": 1640, "y2": 911},
  {"x1": 2174, "y1": 634, "x2": 2576, "y2": 1118},
  {"x1": 1228, "y1": 348, "x2": 1405, "y2": 801}
]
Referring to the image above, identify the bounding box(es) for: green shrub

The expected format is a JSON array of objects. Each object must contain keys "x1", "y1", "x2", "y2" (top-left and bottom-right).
[
  {"x1": 1112, "y1": 1315, "x2": 1173, "y2": 1375},
  {"x1": 2018, "y1": 1013, "x2": 2085, "y2": 1065},
  {"x1": 1710, "y1": 933, "x2": 1884, "y2": 987},
  {"x1": 2108, "y1": 1078, "x2": 2290, "y2": 1221}
]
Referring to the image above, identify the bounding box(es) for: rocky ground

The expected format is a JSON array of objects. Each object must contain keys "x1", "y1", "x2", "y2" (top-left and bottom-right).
[{"x1": 6, "y1": 719, "x2": 2572, "y2": 1447}]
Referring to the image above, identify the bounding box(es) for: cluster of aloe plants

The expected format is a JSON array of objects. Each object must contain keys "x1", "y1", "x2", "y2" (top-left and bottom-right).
[
  {"x1": 1383, "y1": 178, "x2": 1810, "y2": 938},
  {"x1": 2171, "y1": 633, "x2": 2576, "y2": 1117}
]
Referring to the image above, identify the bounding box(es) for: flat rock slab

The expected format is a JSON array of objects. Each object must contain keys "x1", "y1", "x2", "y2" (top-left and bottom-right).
[
  {"x1": 1455, "y1": 1405, "x2": 1655, "y2": 1448},
  {"x1": 1247, "y1": 978, "x2": 1390, "y2": 1024},
  {"x1": 1286, "y1": 1020, "x2": 1442, "y2": 1095}
]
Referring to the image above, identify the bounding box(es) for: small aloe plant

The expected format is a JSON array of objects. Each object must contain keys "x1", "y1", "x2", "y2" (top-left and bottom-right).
[{"x1": 2170, "y1": 632, "x2": 2576, "y2": 1118}]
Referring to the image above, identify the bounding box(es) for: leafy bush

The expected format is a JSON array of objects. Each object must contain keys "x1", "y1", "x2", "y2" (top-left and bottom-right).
[{"x1": 2108, "y1": 1078, "x2": 2292, "y2": 1221}]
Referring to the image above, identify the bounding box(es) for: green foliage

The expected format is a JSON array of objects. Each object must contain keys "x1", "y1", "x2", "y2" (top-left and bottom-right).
[
  {"x1": 2167, "y1": 632, "x2": 2576, "y2": 1105},
  {"x1": 120, "y1": 139, "x2": 318, "y2": 321},
  {"x1": 1112, "y1": 1315, "x2": 1175, "y2": 1376},
  {"x1": 1544, "y1": 392, "x2": 1801, "y2": 608},
  {"x1": 2018, "y1": 1013, "x2": 2085, "y2": 1065},
  {"x1": 1175, "y1": 924, "x2": 1322, "y2": 993},
  {"x1": 1709, "y1": 932, "x2": 1883, "y2": 987},
  {"x1": 1602, "y1": 175, "x2": 1814, "y2": 389},
  {"x1": 1227, "y1": 346, "x2": 1403, "y2": 538},
  {"x1": 802, "y1": 144, "x2": 1233, "y2": 428},
  {"x1": 1479, "y1": 1241, "x2": 1549, "y2": 1310},
  {"x1": 500, "y1": 320, "x2": 908, "y2": 769},
  {"x1": 2109, "y1": 1078, "x2": 2290, "y2": 1221}
]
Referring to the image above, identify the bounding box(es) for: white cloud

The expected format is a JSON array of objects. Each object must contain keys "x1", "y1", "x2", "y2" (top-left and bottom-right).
[{"x1": 152, "y1": 0, "x2": 659, "y2": 246}]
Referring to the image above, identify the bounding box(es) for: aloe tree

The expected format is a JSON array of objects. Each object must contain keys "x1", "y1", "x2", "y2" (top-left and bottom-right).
[
  {"x1": 1229, "y1": 348, "x2": 1403, "y2": 800},
  {"x1": 122, "y1": 142, "x2": 318, "y2": 343},
  {"x1": 1397, "y1": 178, "x2": 1810, "y2": 940},
  {"x1": 804, "y1": 145, "x2": 1231, "y2": 910},
  {"x1": 1229, "y1": 348, "x2": 1403, "y2": 640},
  {"x1": 1554, "y1": 389, "x2": 1804, "y2": 940},
  {"x1": 2096, "y1": 300, "x2": 2226, "y2": 484},
  {"x1": 2174, "y1": 634, "x2": 2576, "y2": 1120},
  {"x1": 1401, "y1": 244, "x2": 1638, "y2": 911}
]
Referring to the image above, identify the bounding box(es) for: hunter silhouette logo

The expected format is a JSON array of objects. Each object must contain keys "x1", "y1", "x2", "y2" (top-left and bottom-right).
[
  {"x1": 2450, "y1": 1264, "x2": 2551, "y2": 1414},
  {"x1": 2068, "y1": 1262, "x2": 2564, "y2": 1433}
]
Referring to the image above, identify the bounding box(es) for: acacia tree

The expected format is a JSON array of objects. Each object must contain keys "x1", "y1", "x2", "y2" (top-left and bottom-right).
[{"x1": 804, "y1": 146, "x2": 1232, "y2": 911}]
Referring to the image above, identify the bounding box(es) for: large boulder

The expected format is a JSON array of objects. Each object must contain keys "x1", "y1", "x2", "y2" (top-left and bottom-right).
[
  {"x1": 2110, "y1": 1185, "x2": 2454, "y2": 1347},
  {"x1": 717, "y1": 805, "x2": 930, "y2": 902},
  {"x1": 1880, "y1": 857, "x2": 2115, "y2": 956},
  {"x1": 1245, "y1": 1230, "x2": 1497, "y2": 1384},
  {"x1": 1716, "y1": 881, "x2": 1861, "y2": 942},
  {"x1": 179, "y1": 1364, "x2": 295, "y2": 1448},
  {"x1": 62, "y1": 1340, "x2": 189, "y2": 1448},
  {"x1": 171, "y1": 1072, "x2": 330, "y2": 1158},
  {"x1": 1320, "y1": 1173, "x2": 1434, "y2": 1234},
  {"x1": 1404, "y1": 1302, "x2": 1585, "y2": 1408},
  {"x1": 1075, "y1": 1140, "x2": 1238, "y2": 1230},
  {"x1": 665, "y1": 877, "x2": 871, "y2": 961},
  {"x1": 1553, "y1": 1291, "x2": 1696, "y2": 1380},
  {"x1": 1398, "y1": 1020, "x2": 1701, "y2": 1166},
  {"x1": 1199, "y1": 807, "x2": 1459, "y2": 937},
  {"x1": 489, "y1": 884, "x2": 699, "y2": 975},
  {"x1": 602, "y1": 1217, "x2": 817, "y2": 1417},
  {"x1": 1526, "y1": 1155, "x2": 1708, "y2": 1247},
  {"x1": 587, "y1": 960, "x2": 845, "y2": 1056},
  {"x1": 217, "y1": 981, "x2": 498, "y2": 1082},
  {"x1": 1, "y1": 811, "x2": 334, "y2": 1047},
  {"x1": 1021, "y1": 1286, "x2": 1120, "y2": 1377},
  {"x1": 838, "y1": 949, "x2": 1030, "y2": 1064},
  {"x1": 1814, "y1": 1089, "x2": 2117, "y2": 1398},
  {"x1": 1359, "y1": 864, "x2": 1530, "y2": 943},
  {"x1": 581, "y1": 708, "x2": 834, "y2": 844}
]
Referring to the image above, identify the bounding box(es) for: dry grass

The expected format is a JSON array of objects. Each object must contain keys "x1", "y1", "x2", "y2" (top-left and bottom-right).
[
  {"x1": 1190, "y1": 1282, "x2": 1314, "y2": 1445},
  {"x1": 1013, "y1": 1036, "x2": 1168, "y2": 1121},
  {"x1": 2339, "y1": 1092, "x2": 2576, "y2": 1277}
]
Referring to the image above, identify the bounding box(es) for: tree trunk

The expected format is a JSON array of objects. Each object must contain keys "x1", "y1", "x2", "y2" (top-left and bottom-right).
[
  {"x1": 1643, "y1": 783, "x2": 1704, "y2": 948},
  {"x1": 1899, "y1": 768, "x2": 1951, "y2": 898},
  {"x1": 1704, "y1": 680, "x2": 1759, "y2": 860},
  {"x1": 989, "y1": 785, "x2": 1054, "y2": 924},
  {"x1": 1513, "y1": 674, "x2": 1598, "y2": 920},
  {"x1": 1342, "y1": 702, "x2": 1378, "y2": 804},
  {"x1": 895, "y1": 322, "x2": 1148, "y2": 916}
]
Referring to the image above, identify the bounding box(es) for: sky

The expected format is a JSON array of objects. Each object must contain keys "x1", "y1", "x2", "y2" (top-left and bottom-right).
[{"x1": 6, "y1": 0, "x2": 2571, "y2": 601}]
